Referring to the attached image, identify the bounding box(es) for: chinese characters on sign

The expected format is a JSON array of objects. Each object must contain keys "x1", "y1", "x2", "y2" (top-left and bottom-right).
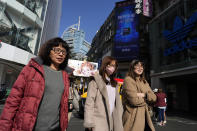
[{"x1": 135, "y1": 0, "x2": 143, "y2": 14}]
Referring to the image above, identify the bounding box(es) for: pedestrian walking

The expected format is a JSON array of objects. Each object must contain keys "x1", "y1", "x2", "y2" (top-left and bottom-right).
[
  {"x1": 0, "y1": 37, "x2": 70, "y2": 131},
  {"x1": 152, "y1": 88, "x2": 159, "y2": 122},
  {"x1": 72, "y1": 84, "x2": 80, "y2": 112},
  {"x1": 83, "y1": 56, "x2": 123, "y2": 131},
  {"x1": 155, "y1": 88, "x2": 167, "y2": 126},
  {"x1": 122, "y1": 59, "x2": 157, "y2": 131},
  {"x1": 68, "y1": 86, "x2": 74, "y2": 112}
]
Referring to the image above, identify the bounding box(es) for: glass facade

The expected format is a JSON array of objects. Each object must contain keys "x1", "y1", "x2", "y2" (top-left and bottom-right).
[
  {"x1": 0, "y1": 0, "x2": 47, "y2": 54},
  {"x1": 0, "y1": 0, "x2": 62, "y2": 96},
  {"x1": 149, "y1": 0, "x2": 197, "y2": 73},
  {"x1": 16, "y1": 0, "x2": 46, "y2": 20},
  {"x1": 62, "y1": 26, "x2": 90, "y2": 59},
  {"x1": 39, "y1": 0, "x2": 62, "y2": 52}
]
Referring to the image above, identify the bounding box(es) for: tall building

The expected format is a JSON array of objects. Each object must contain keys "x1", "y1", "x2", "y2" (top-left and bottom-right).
[
  {"x1": 149, "y1": 0, "x2": 197, "y2": 115},
  {"x1": 0, "y1": 0, "x2": 62, "y2": 89},
  {"x1": 62, "y1": 17, "x2": 91, "y2": 60},
  {"x1": 87, "y1": 0, "x2": 150, "y2": 78}
]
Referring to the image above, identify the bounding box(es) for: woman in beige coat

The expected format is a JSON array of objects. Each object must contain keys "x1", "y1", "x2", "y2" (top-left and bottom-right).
[
  {"x1": 122, "y1": 60, "x2": 156, "y2": 131},
  {"x1": 84, "y1": 56, "x2": 123, "y2": 131}
]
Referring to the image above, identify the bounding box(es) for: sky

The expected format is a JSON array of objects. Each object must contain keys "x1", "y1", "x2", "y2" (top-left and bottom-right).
[{"x1": 58, "y1": 0, "x2": 122, "y2": 43}]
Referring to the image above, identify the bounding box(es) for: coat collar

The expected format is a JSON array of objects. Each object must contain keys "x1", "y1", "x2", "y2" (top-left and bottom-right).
[
  {"x1": 93, "y1": 73, "x2": 110, "y2": 116},
  {"x1": 93, "y1": 72, "x2": 116, "y2": 118},
  {"x1": 93, "y1": 72, "x2": 122, "y2": 130}
]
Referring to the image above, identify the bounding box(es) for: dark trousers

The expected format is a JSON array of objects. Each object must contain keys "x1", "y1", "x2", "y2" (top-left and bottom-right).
[{"x1": 158, "y1": 108, "x2": 165, "y2": 122}]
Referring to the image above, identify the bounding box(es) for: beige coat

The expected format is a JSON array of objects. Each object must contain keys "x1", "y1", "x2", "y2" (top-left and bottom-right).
[
  {"x1": 84, "y1": 73, "x2": 123, "y2": 131},
  {"x1": 122, "y1": 76, "x2": 156, "y2": 131}
]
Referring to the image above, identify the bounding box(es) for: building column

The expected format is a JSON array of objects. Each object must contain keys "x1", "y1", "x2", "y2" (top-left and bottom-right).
[{"x1": 0, "y1": 64, "x2": 6, "y2": 84}]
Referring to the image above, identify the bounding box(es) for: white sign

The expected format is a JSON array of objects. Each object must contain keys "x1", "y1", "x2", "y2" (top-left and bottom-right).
[
  {"x1": 135, "y1": 0, "x2": 143, "y2": 14},
  {"x1": 68, "y1": 59, "x2": 98, "y2": 77}
]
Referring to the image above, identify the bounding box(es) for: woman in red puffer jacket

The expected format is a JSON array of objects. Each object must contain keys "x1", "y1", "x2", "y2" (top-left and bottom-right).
[{"x1": 0, "y1": 37, "x2": 70, "y2": 131}]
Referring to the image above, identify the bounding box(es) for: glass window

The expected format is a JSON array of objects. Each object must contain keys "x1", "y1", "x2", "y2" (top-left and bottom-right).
[
  {"x1": 0, "y1": 1, "x2": 43, "y2": 54},
  {"x1": 150, "y1": 1, "x2": 197, "y2": 73}
]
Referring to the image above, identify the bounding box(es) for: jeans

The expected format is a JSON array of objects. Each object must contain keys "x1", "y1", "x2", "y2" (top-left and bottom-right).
[{"x1": 158, "y1": 108, "x2": 165, "y2": 122}]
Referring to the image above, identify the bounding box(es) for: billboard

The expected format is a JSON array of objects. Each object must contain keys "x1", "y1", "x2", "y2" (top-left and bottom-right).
[
  {"x1": 114, "y1": 4, "x2": 139, "y2": 61},
  {"x1": 143, "y1": 0, "x2": 153, "y2": 17},
  {"x1": 68, "y1": 59, "x2": 98, "y2": 77}
]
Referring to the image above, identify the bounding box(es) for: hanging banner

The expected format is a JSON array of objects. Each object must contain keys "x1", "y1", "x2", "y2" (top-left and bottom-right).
[{"x1": 143, "y1": 0, "x2": 153, "y2": 17}]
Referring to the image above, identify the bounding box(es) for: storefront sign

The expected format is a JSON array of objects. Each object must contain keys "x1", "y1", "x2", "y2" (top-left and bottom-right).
[
  {"x1": 163, "y1": 12, "x2": 197, "y2": 56},
  {"x1": 164, "y1": 38, "x2": 197, "y2": 56}
]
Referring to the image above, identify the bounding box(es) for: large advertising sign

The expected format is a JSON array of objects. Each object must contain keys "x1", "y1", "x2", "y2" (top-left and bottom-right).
[
  {"x1": 163, "y1": 12, "x2": 197, "y2": 56},
  {"x1": 68, "y1": 59, "x2": 98, "y2": 77},
  {"x1": 114, "y1": 4, "x2": 139, "y2": 61}
]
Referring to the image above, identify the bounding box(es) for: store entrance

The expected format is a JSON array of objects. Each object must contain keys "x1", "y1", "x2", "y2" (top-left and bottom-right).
[
  {"x1": 188, "y1": 81, "x2": 197, "y2": 115},
  {"x1": 163, "y1": 73, "x2": 197, "y2": 116}
]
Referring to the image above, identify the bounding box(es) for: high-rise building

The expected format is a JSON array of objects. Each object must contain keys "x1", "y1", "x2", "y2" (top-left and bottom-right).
[
  {"x1": 62, "y1": 17, "x2": 91, "y2": 60},
  {"x1": 0, "y1": 0, "x2": 62, "y2": 88}
]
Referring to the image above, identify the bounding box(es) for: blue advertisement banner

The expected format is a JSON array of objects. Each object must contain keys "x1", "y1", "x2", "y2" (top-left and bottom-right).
[{"x1": 114, "y1": 4, "x2": 139, "y2": 61}]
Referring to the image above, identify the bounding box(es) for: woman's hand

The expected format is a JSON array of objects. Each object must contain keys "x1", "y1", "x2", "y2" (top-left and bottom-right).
[{"x1": 137, "y1": 93, "x2": 145, "y2": 98}]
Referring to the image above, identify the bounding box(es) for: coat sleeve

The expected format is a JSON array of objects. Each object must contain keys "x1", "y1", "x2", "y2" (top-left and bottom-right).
[
  {"x1": 123, "y1": 77, "x2": 146, "y2": 107},
  {"x1": 0, "y1": 66, "x2": 30, "y2": 131},
  {"x1": 83, "y1": 80, "x2": 97, "y2": 128},
  {"x1": 145, "y1": 83, "x2": 157, "y2": 103}
]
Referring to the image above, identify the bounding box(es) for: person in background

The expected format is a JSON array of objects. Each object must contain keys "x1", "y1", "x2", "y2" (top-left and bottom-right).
[
  {"x1": 72, "y1": 84, "x2": 80, "y2": 112},
  {"x1": 152, "y1": 88, "x2": 159, "y2": 122},
  {"x1": 0, "y1": 37, "x2": 70, "y2": 131},
  {"x1": 164, "y1": 97, "x2": 167, "y2": 124},
  {"x1": 155, "y1": 88, "x2": 167, "y2": 126},
  {"x1": 68, "y1": 85, "x2": 74, "y2": 112},
  {"x1": 122, "y1": 60, "x2": 157, "y2": 131},
  {"x1": 83, "y1": 56, "x2": 123, "y2": 131}
]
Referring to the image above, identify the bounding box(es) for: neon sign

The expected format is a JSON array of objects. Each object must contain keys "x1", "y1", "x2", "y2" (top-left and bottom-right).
[{"x1": 163, "y1": 12, "x2": 197, "y2": 56}]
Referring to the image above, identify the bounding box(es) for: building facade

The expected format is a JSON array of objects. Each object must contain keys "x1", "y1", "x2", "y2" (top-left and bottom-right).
[
  {"x1": 62, "y1": 18, "x2": 91, "y2": 60},
  {"x1": 0, "y1": 0, "x2": 62, "y2": 89},
  {"x1": 149, "y1": 0, "x2": 197, "y2": 115},
  {"x1": 87, "y1": 0, "x2": 150, "y2": 79}
]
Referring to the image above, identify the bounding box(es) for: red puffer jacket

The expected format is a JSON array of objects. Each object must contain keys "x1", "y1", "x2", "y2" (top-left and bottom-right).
[{"x1": 0, "y1": 57, "x2": 69, "y2": 131}]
